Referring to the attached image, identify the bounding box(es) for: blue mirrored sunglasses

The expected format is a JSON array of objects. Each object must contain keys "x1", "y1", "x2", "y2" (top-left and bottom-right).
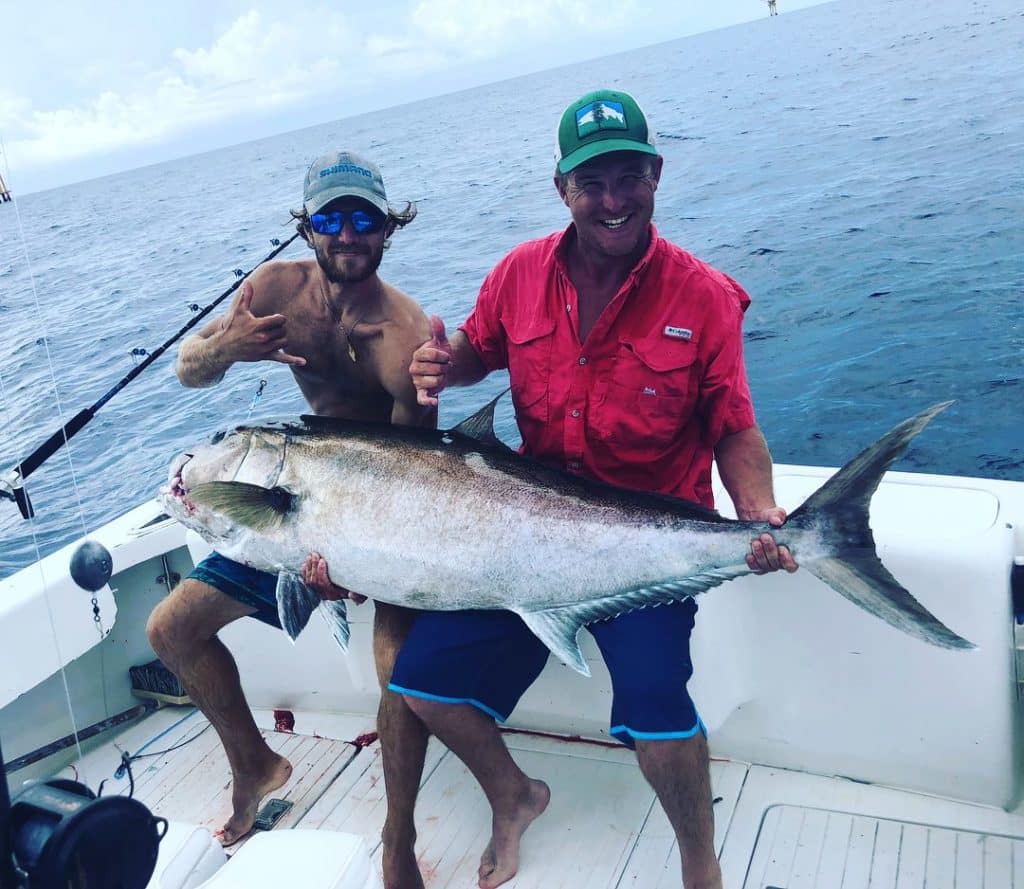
[{"x1": 309, "y1": 208, "x2": 385, "y2": 235}]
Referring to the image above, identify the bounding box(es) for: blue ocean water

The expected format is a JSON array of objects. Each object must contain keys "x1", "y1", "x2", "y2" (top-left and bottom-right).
[{"x1": 0, "y1": 0, "x2": 1021, "y2": 580}]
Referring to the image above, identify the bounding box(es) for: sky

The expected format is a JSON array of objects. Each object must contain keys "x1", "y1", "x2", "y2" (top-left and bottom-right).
[{"x1": 1, "y1": 0, "x2": 830, "y2": 194}]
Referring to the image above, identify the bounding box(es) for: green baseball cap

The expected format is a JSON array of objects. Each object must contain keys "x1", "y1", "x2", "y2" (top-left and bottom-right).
[{"x1": 555, "y1": 89, "x2": 659, "y2": 175}]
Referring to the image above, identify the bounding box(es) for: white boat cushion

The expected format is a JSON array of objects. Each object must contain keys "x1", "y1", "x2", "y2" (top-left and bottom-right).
[
  {"x1": 146, "y1": 822, "x2": 226, "y2": 889},
  {"x1": 198, "y1": 830, "x2": 381, "y2": 889}
]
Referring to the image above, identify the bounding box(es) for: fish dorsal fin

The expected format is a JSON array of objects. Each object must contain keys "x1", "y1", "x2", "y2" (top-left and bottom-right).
[
  {"x1": 190, "y1": 481, "x2": 294, "y2": 531},
  {"x1": 450, "y1": 389, "x2": 510, "y2": 449},
  {"x1": 516, "y1": 566, "x2": 751, "y2": 676}
]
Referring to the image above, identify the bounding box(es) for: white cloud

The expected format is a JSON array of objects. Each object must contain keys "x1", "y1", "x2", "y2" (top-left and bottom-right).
[
  {"x1": 366, "y1": 35, "x2": 417, "y2": 58},
  {"x1": 0, "y1": 89, "x2": 32, "y2": 134},
  {"x1": 3, "y1": 9, "x2": 359, "y2": 174},
  {"x1": 172, "y1": 11, "x2": 338, "y2": 85},
  {"x1": 173, "y1": 11, "x2": 268, "y2": 82},
  {"x1": 2, "y1": 0, "x2": 823, "y2": 191},
  {"x1": 408, "y1": 0, "x2": 634, "y2": 58},
  {"x1": 5, "y1": 0, "x2": 644, "y2": 178}
]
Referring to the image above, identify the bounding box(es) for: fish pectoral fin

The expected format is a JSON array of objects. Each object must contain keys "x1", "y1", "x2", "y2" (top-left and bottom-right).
[
  {"x1": 517, "y1": 608, "x2": 590, "y2": 677},
  {"x1": 189, "y1": 481, "x2": 294, "y2": 531},
  {"x1": 318, "y1": 599, "x2": 351, "y2": 652},
  {"x1": 276, "y1": 571, "x2": 320, "y2": 641}
]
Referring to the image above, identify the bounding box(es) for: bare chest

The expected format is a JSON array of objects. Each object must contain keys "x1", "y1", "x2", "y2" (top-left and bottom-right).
[
  {"x1": 576, "y1": 287, "x2": 619, "y2": 342},
  {"x1": 289, "y1": 322, "x2": 390, "y2": 417}
]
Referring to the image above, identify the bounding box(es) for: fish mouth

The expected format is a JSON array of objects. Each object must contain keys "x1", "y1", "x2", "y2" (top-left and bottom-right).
[{"x1": 166, "y1": 454, "x2": 195, "y2": 512}]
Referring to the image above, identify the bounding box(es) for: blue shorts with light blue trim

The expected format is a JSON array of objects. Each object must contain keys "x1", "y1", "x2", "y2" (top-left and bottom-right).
[{"x1": 388, "y1": 599, "x2": 702, "y2": 750}]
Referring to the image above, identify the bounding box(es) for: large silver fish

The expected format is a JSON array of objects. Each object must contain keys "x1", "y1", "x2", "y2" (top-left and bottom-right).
[{"x1": 159, "y1": 398, "x2": 972, "y2": 674}]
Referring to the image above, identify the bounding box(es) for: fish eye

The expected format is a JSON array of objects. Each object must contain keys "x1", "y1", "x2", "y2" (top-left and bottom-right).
[{"x1": 209, "y1": 430, "x2": 226, "y2": 445}]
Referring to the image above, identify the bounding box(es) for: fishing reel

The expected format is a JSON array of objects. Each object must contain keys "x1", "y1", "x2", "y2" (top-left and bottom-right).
[{"x1": 3, "y1": 777, "x2": 166, "y2": 889}]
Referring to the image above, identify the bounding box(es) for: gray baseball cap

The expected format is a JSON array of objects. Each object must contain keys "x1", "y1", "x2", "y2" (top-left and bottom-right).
[{"x1": 303, "y1": 150, "x2": 389, "y2": 216}]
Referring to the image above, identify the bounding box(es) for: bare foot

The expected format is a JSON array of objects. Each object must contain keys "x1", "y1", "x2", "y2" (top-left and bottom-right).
[
  {"x1": 381, "y1": 839, "x2": 425, "y2": 889},
  {"x1": 477, "y1": 778, "x2": 550, "y2": 889},
  {"x1": 216, "y1": 754, "x2": 293, "y2": 846}
]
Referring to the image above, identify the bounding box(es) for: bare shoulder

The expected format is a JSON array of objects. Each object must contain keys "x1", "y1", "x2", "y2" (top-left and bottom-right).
[
  {"x1": 380, "y1": 282, "x2": 431, "y2": 341},
  {"x1": 360, "y1": 282, "x2": 431, "y2": 405},
  {"x1": 248, "y1": 259, "x2": 317, "y2": 315}
]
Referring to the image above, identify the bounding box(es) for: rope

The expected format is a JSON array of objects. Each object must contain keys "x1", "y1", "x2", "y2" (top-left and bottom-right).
[{"x1": 0, "y1": 139, "x2": 91, "y2": 777}]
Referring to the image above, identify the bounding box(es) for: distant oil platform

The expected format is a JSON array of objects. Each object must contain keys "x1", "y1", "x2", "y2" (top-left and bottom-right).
[{"x1": 0, "y1": 171, "x2": 11, "y2": 203}]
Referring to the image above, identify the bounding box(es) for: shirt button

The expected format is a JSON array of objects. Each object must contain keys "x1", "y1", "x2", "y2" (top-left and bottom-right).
[
  {"x1": 566, "y1": 304, "x2": 572, "y2": 312},
  {"x1": 578, "y1": 357, "x2": 587, "y2": 366},
  {"x1": 571, "y1": 409, "x2": 580, "y2": 418}
]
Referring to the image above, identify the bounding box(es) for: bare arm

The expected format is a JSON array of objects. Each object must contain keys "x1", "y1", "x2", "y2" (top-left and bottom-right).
[
  {"x1": 409, "y1": 315, "x2": 489, "y2": 406},
  {"x1": 381, "y1": 319, "x2": 439, "y2": 429},
  {"x1": 391, "y1": 394, "x2": 437, "y2": 428},
  {"x1": 715, "y1": 425, "x2": 798, "y2": 573},
  {"x1": 175, "y1": 278, "x2": 305, "y2": 388},
  {"x1": 176, "y1": 321, "x2": 233, "y2": 387},
  {"x1": 715, "y1": 425, "x2": 777, "y2": 520}
]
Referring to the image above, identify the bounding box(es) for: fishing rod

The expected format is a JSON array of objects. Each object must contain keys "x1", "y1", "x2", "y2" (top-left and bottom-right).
[{"x1": 0, "y1": 231, "x2": 302, "y2": 520}]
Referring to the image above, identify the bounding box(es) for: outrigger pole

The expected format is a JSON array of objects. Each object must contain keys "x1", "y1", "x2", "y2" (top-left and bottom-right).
[{"x1": 0, "y1": 231, "x2": 302, "y2": 519}]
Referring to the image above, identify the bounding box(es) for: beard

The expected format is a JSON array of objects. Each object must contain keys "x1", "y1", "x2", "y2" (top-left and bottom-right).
[{"x1": 316, "y1": 241, "x2": 385, "y2": 284}]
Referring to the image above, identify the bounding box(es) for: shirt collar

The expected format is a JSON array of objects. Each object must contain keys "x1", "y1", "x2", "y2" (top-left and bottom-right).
[{"x1": 554, "y1": 222, "x2": 662, "y2": 284}]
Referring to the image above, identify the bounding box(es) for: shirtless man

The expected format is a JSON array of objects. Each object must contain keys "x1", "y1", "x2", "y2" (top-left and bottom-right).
[{"x1": 146, "y1": 150, "x2": 431, "y2": 888}]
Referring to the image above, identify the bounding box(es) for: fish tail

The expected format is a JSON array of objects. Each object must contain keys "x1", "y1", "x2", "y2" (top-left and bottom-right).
[{"x1": 786, "y1": 401, "x2": 974, "y2": 650}]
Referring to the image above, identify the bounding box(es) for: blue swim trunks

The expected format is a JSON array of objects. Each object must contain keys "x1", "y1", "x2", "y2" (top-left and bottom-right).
[
  {"x1": 388, "y1": 598, "x2": 704, "y2": 749},
  {"x1": 187, "y1": 552, "x2": 281, "y2": 629}
]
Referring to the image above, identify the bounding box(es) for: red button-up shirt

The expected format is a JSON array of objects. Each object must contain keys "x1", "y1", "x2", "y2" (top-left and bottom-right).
[{"x1": 461, "y1": 224, "x2": 756, "y2": 508}]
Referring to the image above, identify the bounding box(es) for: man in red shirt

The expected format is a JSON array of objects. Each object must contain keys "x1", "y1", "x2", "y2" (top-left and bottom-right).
[{"x1": 399, "y1": 89, "x2": 796, "y2": 889}]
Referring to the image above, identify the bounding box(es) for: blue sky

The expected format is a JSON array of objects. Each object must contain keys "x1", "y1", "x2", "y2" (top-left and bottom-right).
[{"x1": 1, "y1": 0, "x2": 830, "y2": 193}]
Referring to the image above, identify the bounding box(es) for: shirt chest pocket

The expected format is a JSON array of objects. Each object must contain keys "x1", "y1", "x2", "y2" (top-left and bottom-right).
[
  {"x1": 588, "y1": 337, "x2": 700, "y2": 449},
  {"x1": 507, "y1": 317, "x2": 557, "y2": 427}
]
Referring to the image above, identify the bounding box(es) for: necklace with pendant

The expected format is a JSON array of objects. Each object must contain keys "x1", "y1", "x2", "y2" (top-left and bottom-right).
[
  {"x1": 339, "y1": 315, "x2": 361, "y2": 363},
  {"x1": 321, "y1": 280, "x2": 370, "y2": 363}
]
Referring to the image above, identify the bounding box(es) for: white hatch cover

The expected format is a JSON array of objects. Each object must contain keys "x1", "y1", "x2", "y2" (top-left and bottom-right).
[{"x1": 744, "y1": 804, "x2": 1024, "y2": 889}]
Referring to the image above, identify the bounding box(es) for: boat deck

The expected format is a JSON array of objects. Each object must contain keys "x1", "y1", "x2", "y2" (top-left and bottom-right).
[{"x1": 56, "y1": 705, "x2": 1024, "y2": 888}]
